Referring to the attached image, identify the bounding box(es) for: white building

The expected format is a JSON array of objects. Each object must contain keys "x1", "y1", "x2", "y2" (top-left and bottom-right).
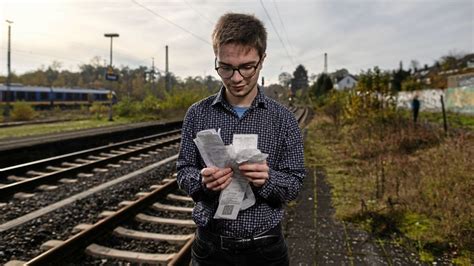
[{"x1": 334, "y1": 75, "x2": 358, "y2": 90}]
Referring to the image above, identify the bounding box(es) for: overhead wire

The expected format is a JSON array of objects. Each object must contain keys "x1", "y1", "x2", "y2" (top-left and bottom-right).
[
  {"x1": 272, "y1": 0, "x2": 295, "y2": 56},
  {"x1": 182, "y1": 0, "x2": 215, "y2": 25},
  {"x1": 259, "y1": 0, "x2": 295, "y2": 67},
  {"x1": 131, "y1": 0, "x2": 211, "y2": 45}
]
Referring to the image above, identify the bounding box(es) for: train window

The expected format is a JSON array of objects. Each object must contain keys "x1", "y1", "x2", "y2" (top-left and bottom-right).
[
  {"x1": 27, "y1": 92, "x2": 36, "y2": 101},
  {"x1": 66, "y1": 93, "x2": 73, "y2": 101},
  {"x1": 0, "y1": 91, "x2": 5, "y2": 101},
  {"x1": 81, "y1": 94, "x2": 88, "y2": 101},
  {"x1": 16, "y1": 91, "x2": 26, "y2": 100},
  {"x1": 40, "y1": 92, "x2": 49, "y2": 100},
  {"x1": 55, "y1": 92, "x2": 63, "y2": 100}
]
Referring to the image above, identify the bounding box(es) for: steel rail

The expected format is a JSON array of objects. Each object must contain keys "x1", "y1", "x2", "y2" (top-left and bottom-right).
[
  {"x1": 0, "y1": 129, "x2": 181, "y2": 177},
  {"x1": 0, "y1": 134, "x2": 181, "y2": 200},
  {"x1": 26, "y1": 179, "x2": 179, "y2": 265}
]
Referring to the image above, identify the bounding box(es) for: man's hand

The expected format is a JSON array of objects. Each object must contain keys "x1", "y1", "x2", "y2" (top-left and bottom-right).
[
  {"x1": 239, "y1": 161, "x2": 269, "y2": 187},
  {"x1": 201, "y1": 167, "x2": 233, "y2": 191}
]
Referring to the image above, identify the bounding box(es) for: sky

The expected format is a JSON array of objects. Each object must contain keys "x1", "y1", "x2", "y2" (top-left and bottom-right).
[{"x1": 0, "y1": 0, "x2": 473, "y2": 85}]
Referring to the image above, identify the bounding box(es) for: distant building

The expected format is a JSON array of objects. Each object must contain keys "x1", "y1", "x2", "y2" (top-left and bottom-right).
[
  {"x1": 333, "y1": 74, "x2": 357, "y2": 90},
  {"x1": 412, "y1": 53, "x2": 474, "y2": 89}
]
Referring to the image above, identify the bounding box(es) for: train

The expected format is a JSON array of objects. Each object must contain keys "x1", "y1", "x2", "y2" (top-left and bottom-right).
[{"x1": 0, "y1": 84, "x2": 116, "y2": 108}]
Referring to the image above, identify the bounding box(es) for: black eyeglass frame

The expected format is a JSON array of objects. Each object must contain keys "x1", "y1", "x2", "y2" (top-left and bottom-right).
[{"x1": 214, "y1": 57, "x2": 262, "y2": 79}]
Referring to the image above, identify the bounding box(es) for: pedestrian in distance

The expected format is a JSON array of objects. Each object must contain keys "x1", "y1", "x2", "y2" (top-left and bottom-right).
[
  {"x1": 412, "y1": 95, "x2": 421, "y2": 125},
  {"x1": 176, "y1": 12, "x2": 306, "y2": 266}
]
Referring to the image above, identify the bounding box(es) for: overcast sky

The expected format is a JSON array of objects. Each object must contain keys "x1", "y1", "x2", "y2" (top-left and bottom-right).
[{"x1": 1, "y1": 0, "x2": 473, "y2": 85}]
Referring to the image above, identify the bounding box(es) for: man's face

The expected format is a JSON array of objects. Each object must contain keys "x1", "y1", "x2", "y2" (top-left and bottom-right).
[{"x1": 216, "y1": 43, "x2": 264, "y2": 106}]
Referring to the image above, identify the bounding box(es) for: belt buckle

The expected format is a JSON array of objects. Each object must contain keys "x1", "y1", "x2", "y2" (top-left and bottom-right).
[{"x1": 220, "y1": 235, "x2": 233, "y2": 250}]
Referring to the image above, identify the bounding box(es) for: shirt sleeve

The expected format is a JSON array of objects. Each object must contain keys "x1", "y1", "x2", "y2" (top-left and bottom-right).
[
  {"x1": 176, "y1": 106, "x2": 219, "y2": 202},
  {"x1": 256, "y1": 114, "x2": 305, "y2": 204}
]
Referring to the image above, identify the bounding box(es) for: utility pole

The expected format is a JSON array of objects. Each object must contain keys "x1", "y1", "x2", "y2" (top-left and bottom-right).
[
  {"x1": 324, "y1": 52, "x2": 328, "y2": 74},
  {"x1": 150, "y1": 57, "x2": 156, "y2": 96},
  {"x1": 165, "y1": 45, "x2": 170, "y2": 92},
  {"x1": 4, "y1": 20, "x2": 13, "y2": 120},
  {"x1": 104, "y1": 33, "x2": 119, "y2": 121}
]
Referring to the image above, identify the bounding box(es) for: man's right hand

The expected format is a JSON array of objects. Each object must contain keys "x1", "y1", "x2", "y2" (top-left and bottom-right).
[{"x1": 201, "y1": 167, "x2": 233, "y2": 191}]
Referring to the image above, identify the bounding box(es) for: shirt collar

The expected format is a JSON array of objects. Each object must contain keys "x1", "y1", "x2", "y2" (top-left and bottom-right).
[{"x1": 211, "y1": 85, "x2": 268, "y2": 109}]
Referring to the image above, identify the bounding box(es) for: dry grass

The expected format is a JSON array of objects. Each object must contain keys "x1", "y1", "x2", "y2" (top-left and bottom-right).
[{"x1": 305, "y1": 111, "x2": 473, "y2": 264}]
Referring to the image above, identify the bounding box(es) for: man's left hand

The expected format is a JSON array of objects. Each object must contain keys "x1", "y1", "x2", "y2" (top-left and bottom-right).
[{"x1": 238, "y1": 161, "x2": 269, "y2": 187}]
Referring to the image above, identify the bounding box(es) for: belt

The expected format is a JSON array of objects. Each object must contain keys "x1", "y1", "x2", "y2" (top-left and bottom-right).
[{"x1": 196, "y1": 224, "x2": 282, "y2": 251}]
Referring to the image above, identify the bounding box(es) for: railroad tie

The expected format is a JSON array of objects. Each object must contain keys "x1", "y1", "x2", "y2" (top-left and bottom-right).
[
  {"x1": 110, "y1": 150, "x2": 125, "y2": 155},
  {"x1": 59, "y1": 178, "x2": 78, "y2": 184},
  {"x1": 93, "y1": 168, "x2": 109, "y2": 173},
  {"x1": 37, "y1": 184, "x2": 59, "y2": 191},
  {"x1": 25, "y1": 170, "x2": 48, "y2": 176},
  {"x1": 40, "y1": 239, "x2": 65, "y2": 251},
  {"x1": 107, "y1": 163, "x2": 122, "y2": 168},
  {"x1": 152, "y1": 203, "x2": 193, "y2": 213},
  {"x1": 99, "y1": 152, "x2": 115, "y2": 157},
  {"x1": 166, "y1": 194, "x2": 193, "y2": 202},
  {"x1": 77, "y1": 172, "x2": 94, "y2": 178},
  {"x1": 7, "y1": 175, "x2": 28, "y2": 181},
  {"x1": 98, "y1": 210, "x2": 117, "y2": 218},
  {"x1": 61, "y1": 162, "x2": 81, "y2": 167},
  {"x1": 135, "y1": 213, "x2": 196, "y2": 228},
  {"x1": 88, "y1": 155, "x2": 107, "y2": 160},
  {"x1": 85, "y1": 243, "x2": 175, "y2": 265},
  {"x1": 4, "y1": 260, "x2": 27, "y2": 266},
  {"x1": 119, "y1": 160, "x2": 133, "y2": 164},
  {"x1": 135, "y1": 192, "x2": 151, "y2": 197},
  {"x1": 75, "y1": 158, "x2": 93, "y2": 163},
  {"x1": 161, "y1": 178, "x2": 176, "y2": 184},
  {"x1": 13, "y1": 192, "x2": 35, "y2": 199},
  {"x1": 46, "y1": 166, "x2": 67, "y2": 171},
  {"x1": 113, "y1": 226, "x2": 193, "y2": 244},
  {"x1": 0, "y1": 202, "x2": 7, "y2": 208},
  {"x1": 150, "y1": 184, "x2": 164, "y2": 190},
  {"x1": 72, "y1": 223, "x2": 93, "y2": 234},
  {"x1": 118, "y1": 200, "x2": 136, "y2": 207}
]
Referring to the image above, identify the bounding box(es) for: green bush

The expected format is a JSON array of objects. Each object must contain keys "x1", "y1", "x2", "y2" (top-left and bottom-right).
[
  {"x1": 115, "y1": 97, "x2": 141, "y2": 117},
  {"x1": 89, "y1": 102, "x2": 108, "y2": 119},
  {"x1": 11, "y1": 101, "x2": 37, "y2": 121}
]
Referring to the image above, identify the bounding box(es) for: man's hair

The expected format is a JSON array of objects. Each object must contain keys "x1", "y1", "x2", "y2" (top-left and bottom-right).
[{"x1": 212, "y1": 13, "x2": 267, "y2": 58}]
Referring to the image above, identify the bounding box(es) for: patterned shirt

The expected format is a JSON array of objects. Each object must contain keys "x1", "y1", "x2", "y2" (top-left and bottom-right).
[{"x1": 177, "y1": 86, "x2": 305, "y2": 238}]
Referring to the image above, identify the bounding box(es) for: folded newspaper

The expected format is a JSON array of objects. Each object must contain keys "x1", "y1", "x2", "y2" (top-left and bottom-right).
[{"x1": 193, "y1": 129, "x2": 268, "y2": 220}]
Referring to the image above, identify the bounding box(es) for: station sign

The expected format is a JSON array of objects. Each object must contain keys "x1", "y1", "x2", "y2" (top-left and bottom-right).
[{"x1": 105, "y1": 66, "x2": 119, "y2": 81}]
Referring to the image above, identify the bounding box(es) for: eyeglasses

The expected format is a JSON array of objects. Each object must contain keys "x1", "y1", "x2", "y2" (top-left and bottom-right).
[{"x1": 215, "y1": 57, "x2": 261, "y2": 79}]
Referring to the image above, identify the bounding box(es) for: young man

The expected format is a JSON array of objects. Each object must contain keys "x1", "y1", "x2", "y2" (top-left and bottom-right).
[{"x1": 177, "y1": 13, "x2": 305, "y2": 265}]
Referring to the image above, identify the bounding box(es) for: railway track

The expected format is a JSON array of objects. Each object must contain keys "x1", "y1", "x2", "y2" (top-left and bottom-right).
[
  {"x1": 6, "y1": 171, "x2": 195, "y2": 265},
  {"x1": 1, "y1": 107, "x2": 311, "y2": 265},
  {"x1": 0, "y1": 129, "x2": 181, "y2": 202}
]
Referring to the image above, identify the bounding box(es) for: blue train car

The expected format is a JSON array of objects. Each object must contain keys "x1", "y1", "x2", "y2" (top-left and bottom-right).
[{"x1": 0, "y1": 84, "x2": 115, "y2": 108}]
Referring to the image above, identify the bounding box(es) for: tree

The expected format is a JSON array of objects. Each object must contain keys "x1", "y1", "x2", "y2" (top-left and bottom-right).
[
  {"x1": 331, "y1": 68, "x2": 349, "y2": 81},
  {"x1": 311, "y1": 73, "x2": 333, "y2": 97},
  {"x1": 278, "y1": 72, "x2": 292, "y2": 88},
  {"x1": 391, "y1": 61, "x2": 411, "y2": 92},
  {"x1": 409, "y1": 60, "x2": 420, "y2": 72},
  {"x1": 290, "y1": 65, "x2": 309, "y2": 95}
]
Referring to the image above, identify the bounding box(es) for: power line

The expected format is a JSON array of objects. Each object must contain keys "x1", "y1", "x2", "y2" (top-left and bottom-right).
[
  {"x1": 131, "y1": 0, "x2": 211, "y2": 45},
  {"x1": 272, "y1": 0, "x2": 295, "y2": 56},
  {"x1": 182, "y1": 0, "x2": 215, "y2": 25},
  {"x1": 259, "y1": 0, "x2": 294, "y2": 66}
]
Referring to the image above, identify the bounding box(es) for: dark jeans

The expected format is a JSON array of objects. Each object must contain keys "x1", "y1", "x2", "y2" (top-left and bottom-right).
[{"x1": 191, "y1": 227, "x2": 289, "y2": 266}]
